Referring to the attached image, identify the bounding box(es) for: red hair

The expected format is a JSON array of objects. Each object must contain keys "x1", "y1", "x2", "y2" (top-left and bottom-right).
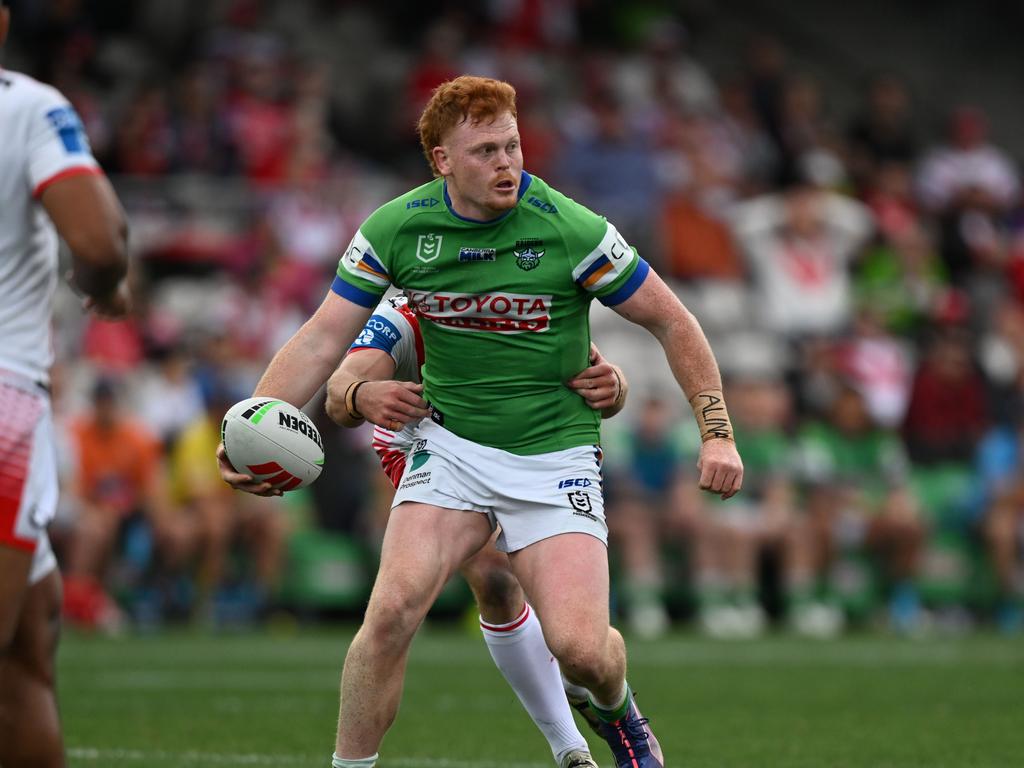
[{"x1": 417, "y1": 76, "x2": 518, "y2": 176}]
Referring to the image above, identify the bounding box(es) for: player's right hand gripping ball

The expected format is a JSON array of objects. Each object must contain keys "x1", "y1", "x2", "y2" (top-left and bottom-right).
[{"x1": 221, "y1": 398, "x2": 324, "y2": 491}]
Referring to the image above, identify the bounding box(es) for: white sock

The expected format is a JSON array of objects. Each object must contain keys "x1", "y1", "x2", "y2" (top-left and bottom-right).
[
  {"x1": 561, "y1": 672, "x2": 590, "y2": 704},
  {"x1": 332, "y1": 752, "x2": 378, "y2": 767},
  {"x1": 481, "y1": 603, "x2": 589, "y2": 761}
]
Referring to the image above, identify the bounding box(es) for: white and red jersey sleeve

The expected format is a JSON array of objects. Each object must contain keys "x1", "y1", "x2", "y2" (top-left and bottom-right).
[
  {"x1": 347, "y1": 295, "x2": 424, "y2": 383},
  {"x1": 23, "y1": 83, "x2": 101, "y2": 197},
  {"x1": 348, "y1": 296, "x2": 425, "y2": 487},
  {"x1": 0, "y1": 70, "x2": 103, "y2": 383}
]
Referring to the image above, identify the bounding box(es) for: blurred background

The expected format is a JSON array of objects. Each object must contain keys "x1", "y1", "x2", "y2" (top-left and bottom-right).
[{"x1": 6, "y1": 0, "x2": 1024, "y2": 639}]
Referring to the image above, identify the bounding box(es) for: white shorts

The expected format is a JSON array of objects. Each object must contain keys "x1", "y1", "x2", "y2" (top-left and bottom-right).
[
  {"x1": 391, "y1": 419, "x2": 607, "y2": 553},
  {"x1": 0, "y1": 373, "x2": 59, "y2": 585}
]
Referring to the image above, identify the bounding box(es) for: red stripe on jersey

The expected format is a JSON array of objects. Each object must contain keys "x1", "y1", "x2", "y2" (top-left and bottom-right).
[
  {"x1": 32, "y1": 165, "x2": 103, "y2": 199},
  {"x1": 0, "y1": 384, "x2": 44, "y2": 552},
  {"x1": 397, "y1": 302, "x2": 425, "y2": 370}
]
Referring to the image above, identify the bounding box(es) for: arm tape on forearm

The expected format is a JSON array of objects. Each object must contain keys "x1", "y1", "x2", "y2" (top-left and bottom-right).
[{"x1": 689, "y1": 388, "x2": 734, "y2": 442}]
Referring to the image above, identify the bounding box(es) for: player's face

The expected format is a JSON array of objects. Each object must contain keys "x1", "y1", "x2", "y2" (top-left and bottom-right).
[{"x1": 434, "y1": 111, "x2": 523, "y2": 221}]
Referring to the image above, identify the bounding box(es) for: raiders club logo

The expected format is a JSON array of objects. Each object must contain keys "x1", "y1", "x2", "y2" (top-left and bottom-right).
[{"x1": 514, "y1": 238, "x2": 545, "y2": 271}]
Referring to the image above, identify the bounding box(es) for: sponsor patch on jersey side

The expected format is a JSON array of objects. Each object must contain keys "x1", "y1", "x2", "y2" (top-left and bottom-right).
[
  {"x1": 353, "y1": 315, "x2": 402, "y2": 352},
  {"x1": 45, "y1": 106, "x2": 90, "y2": 154},
  {"x1": 406, "y1": 290, "x2": 552, "y2": 334}
]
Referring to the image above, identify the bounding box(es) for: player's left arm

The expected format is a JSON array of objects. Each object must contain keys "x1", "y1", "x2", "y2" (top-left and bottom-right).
[
  {"x1": 610, "y1": 268, "x2": 744, "y2": 499},
  {"x1": 567, "y1": 343, "x2": 629, "y2": 419}
]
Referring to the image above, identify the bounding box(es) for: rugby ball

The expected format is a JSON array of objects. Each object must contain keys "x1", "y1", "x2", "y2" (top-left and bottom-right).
[{"x1": 221, "y1": 397, "x2": 324, "y2": 491}]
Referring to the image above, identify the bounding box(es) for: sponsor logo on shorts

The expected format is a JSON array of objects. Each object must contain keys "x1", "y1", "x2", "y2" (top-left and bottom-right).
[
  {"x1": 458, "y1": 247, "x2": 496, "y2": 263},
  {"x1": 567, "y1": 490, "x2": 598, "y2": 521},
  {"x1": 558, "y1": 478, "x2": 592, "y2": 489},
  {"x1": 400, "y1": 469, "x2": 432, "y2": 489},
  {"x1": 410, "y1": 451, "x2": 431, "y2": 471},
  {"x1": 406, "y1": 290, "x2": 552, "y2": 334}
]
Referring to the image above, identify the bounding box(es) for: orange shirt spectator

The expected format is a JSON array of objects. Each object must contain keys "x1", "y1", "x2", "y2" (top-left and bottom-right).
[{"x1": 69, "y1": 403, "x2": 162, "y2": 518}]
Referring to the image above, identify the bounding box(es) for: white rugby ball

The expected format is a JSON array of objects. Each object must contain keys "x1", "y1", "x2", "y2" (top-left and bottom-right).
[{"x1": 221, "y1": 397, "x2": 324, "y2": 491}]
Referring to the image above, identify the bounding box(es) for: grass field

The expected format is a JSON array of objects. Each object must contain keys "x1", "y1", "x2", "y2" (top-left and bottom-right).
[{"x1": 59, "y1": 625, "x2": 1023, "y2": 768}]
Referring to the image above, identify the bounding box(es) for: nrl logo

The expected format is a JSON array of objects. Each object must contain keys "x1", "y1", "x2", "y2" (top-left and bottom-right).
[
  {"x1": 514, "y1": 238, "x2": 545, "y2": 271},
  {"x1": 416, "y1": 233, "x2": 443, "y2": 263}
]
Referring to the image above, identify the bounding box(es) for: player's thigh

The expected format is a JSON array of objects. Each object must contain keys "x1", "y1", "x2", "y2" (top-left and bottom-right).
[
  {"x1": 509, "y1": 532, "x2": 610, "y2": 654},
  {"x1": 368, "y1": 502, "x2": 493, "y2": 622},
  {"x1": 6, "y1": 569, "x2": 61, "y2": 681},
  {"x1": 0, "y1": 547, "x2": 33, "y2": 649}
]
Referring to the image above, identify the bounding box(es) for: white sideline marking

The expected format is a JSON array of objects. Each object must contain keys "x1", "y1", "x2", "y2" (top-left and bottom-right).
[{"x1": 69, "y1": 747, "x2": 550, "y2": 768}]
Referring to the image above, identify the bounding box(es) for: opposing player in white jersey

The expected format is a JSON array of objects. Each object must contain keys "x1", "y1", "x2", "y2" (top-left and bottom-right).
[
  {"x1": 328, "y1": 295, "x2": 628, "y2": 767},
  {"x1": 0, "y1": 4, "x2": 131, "y2": 765}
]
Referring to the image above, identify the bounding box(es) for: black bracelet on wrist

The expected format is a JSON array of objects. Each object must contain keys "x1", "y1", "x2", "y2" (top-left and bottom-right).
[{"x1": 344, "y1": 379, "x2": 366, "y2": 420}]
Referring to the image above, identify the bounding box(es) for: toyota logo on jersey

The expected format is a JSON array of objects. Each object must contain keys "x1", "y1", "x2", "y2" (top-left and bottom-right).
[{"x1": 406, "y1": 290, "x2": 552, "y2": 334}]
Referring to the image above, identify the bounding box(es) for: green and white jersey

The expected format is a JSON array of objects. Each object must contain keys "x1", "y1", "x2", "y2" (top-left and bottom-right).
[{"x1": 332, "y1": 171, "x2": 650, "y2": 455}]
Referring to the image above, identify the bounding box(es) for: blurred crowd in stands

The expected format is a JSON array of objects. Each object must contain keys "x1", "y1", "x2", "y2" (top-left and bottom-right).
[{"x1": 6, "y1": 0, "x2": 1024, "y2": 636}]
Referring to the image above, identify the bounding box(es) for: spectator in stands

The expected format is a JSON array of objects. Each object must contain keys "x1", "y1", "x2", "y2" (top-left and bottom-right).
[
  {"x1": 170, "y1": 65, "x2": 238, "y2": 175},
  {"x1": 702, "y1": 373, "x2": 809, "y2": 637},
  {"x1": 614, "y1": 16, "x2": 718, "y2": 120},
  {"x1": 916, "y1": 106, "x2": 1021, "y2": 286},
  {"x1": 975, "y1": 380, "x2": 1024, "y2": 633},
  {"x1": 135, "y1": 342, "x2": 206, "y2": 449},
  {"x1": 854, "y1": 222, "x2": 948, "y2": 337},
  {"x1": 224, "y1": 47, "x2": 294, "y2": 184},
  {"x1": 902, "y1": 325, "x2": 989, "y2": 466},
  {"x1": 846, "y1": 74, "x2": 919, "y2": 194},
  {"x1": 730, "y1": 171, "x2": 874, "y2": 339},
  {"x1": 833, "y1": 305, "x2": 915, "y2": 429},
  {"x1": 168, "y1": 379, "x2": 287, "y2": 624},
  {"x1": 603, "y1": 395, "x2": 702, "y2": 638},
  {"x1": 795, "y1": 384, "x2": 927, "y2": 632},
  {"x1": 111, "y1": 84, "x2": 175, "y2": 176},
  {"x1": 62, "y1": 377, "x2": 170, "y2": 630},
  {"x1": 556, "y1": 91, "x2": 659, "y2": 264},
  {"x1": 656, "y1": 111, "x2": 746, "y2": 282}
]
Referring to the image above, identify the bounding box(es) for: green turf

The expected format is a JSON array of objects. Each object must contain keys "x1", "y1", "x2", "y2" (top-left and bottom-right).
[{"x1": 59, "y1": 625, "x2": 1024, "y2": 767}]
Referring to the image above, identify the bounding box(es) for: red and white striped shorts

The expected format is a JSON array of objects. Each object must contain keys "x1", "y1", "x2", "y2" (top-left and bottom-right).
[{"x1": 0, "y1": 372, "x2": 58, "y2": 583}]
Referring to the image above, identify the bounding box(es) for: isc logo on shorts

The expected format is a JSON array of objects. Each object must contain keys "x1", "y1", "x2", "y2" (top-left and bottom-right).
[{"x1": 557, "y1": 478, "x2": 591, "y2": 488}]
